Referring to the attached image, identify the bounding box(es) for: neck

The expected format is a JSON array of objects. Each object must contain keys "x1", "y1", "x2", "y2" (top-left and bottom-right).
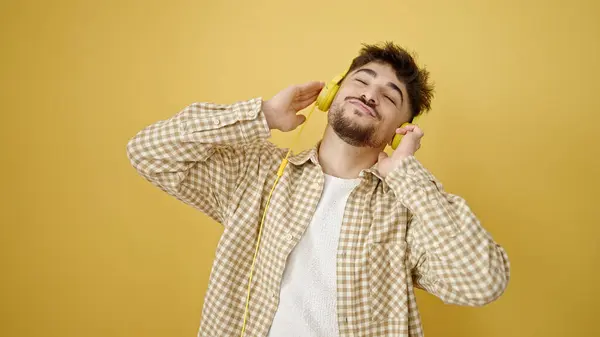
[{"x1": 317, "y1": 126, "x2": 381, "y2": 179}]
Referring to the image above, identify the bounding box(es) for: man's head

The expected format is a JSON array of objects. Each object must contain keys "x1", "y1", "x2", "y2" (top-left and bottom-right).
[{"x1": 328, "y1": 42, "x2": 434, "y2": 148}]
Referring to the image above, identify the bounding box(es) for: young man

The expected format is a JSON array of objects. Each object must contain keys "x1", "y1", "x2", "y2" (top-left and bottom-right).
[{"x1": 127, "y1": 42, "x2": 510, "y2": 337}]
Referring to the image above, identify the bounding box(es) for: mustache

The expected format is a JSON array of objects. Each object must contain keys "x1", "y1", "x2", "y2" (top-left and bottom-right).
[{"x1": 344, "y1": 96, "x2": 380, "y2": 119}]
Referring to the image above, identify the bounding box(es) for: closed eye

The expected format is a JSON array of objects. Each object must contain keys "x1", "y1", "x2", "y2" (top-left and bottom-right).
[
  {"x1": 384, "y1": 95, "x2": 395, "y2": 104},
  {"x1": 356, "y1": 78, "x2": 367, "y2": 85}
]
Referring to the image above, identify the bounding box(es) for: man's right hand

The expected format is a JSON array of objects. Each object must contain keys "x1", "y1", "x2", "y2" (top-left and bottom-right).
[{"x1": 262, "y1": 81, "x2": 325, "y2": 132}]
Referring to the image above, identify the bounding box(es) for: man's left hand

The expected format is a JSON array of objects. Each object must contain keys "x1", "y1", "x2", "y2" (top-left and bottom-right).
[{"x1": 377, "y1": 124, "x2": 424, "y2": 178}]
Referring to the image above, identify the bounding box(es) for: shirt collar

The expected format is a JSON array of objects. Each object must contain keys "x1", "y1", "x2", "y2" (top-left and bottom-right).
[{"x1": 287, "y1": 140, "x2": 387, "y2": 183}]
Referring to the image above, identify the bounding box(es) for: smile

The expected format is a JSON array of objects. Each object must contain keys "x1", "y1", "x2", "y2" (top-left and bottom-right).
[{"x1": 349, "y1": 100, "x2": 378, "y2": 118}]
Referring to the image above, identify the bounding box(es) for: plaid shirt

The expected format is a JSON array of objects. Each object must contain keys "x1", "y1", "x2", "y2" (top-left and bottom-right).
[{"x1": 126, "y1": 98, "x2": 510, "y2": 337}]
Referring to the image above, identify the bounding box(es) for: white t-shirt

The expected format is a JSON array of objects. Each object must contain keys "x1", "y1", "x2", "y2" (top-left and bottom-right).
[{"x1": 267, "y1": 174, "x2": 361, "y2": 337}]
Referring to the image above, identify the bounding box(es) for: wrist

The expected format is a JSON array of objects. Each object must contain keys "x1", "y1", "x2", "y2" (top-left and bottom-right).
[
  {"x1": 262, "y1": 99, "x2": 279, "y2": 130},
  {"x1": 394, "y1": 151, "x2": 412, "y2": 162}
]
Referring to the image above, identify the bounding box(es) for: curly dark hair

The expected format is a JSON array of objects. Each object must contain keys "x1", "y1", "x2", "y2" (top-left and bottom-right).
[{"x1": 346, "y1": 41, "x2": 435, "y2": 120}]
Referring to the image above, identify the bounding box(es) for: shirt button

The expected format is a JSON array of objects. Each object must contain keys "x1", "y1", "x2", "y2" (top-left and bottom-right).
[
  {"x1": 213, "y1": 118, "x2": 220, "y2": 125},
  {"x1": 431, "y1": 199, "x2": 439, "y2": 206},
  {"x1": 406, "y1": 168, "x2": 414, "y2": 175},
  {"x1": 285, "y1": 233, "x2": 293, "y2": 242}
]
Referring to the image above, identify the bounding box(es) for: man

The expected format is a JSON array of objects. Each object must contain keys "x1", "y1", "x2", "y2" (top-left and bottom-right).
[{"x1": 127, "y1": 42, "x2": 510, "y2": 337}]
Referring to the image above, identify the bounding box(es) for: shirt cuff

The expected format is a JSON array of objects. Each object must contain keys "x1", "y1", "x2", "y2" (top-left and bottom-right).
[
  {"x1": 233, "y1": 97, "x2": 271, "y2": 143},
  {"x1": 179, "y1": 97, "x2": 271, "y2": 144}
]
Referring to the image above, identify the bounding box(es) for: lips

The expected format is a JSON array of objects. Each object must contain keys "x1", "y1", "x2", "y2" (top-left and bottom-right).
[{"x1": 349, "y1": 99, "x2": 377, "y2": 118}]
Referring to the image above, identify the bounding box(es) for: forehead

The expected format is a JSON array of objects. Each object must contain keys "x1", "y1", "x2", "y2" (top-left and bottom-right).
[{"x1": 351, "y1": 61, "x2": 406, "y2": 89}]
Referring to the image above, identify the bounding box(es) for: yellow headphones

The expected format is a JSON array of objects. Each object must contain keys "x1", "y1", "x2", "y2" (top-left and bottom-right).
[
  {"x1": 239, "y1": 69, "x2": 419, "y2": 337},
  {"x1": 315, "y1": 71, "x2": 347, "y2": 111}
]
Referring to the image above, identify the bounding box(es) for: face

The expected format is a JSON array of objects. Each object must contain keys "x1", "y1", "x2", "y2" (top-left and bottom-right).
[{"x1": 328, "y1": 61, "x2": 411, "y2": 148}]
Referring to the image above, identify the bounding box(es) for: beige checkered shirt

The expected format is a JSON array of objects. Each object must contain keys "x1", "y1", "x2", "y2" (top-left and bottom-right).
[{"x1": 127, "y1": 98, "x2": 510, "y2": 337}]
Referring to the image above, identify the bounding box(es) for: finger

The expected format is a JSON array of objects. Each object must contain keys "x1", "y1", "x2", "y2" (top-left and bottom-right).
[
  {"x1": 297, "y1": 81, "x2": 325, "y2": 96},
  {"x1": 395, "y1": 127, "x2": 408, "y2": 135},
  {"x1": 295, "y1": 114, "x2": 307, "y2": 127},
  {"x1": 299, "y1": 88, "x2": 323, "y2": 105},
  {"x1": 297, "y1": 87, "x2": 324, "y2": 102},
  {"x1": 400, "y1": 125, "x2": 424, "y2": 139},
  {"x1": 301, "y1": 90, "x2": 321, "y2": 102},
  {"x1": 403, "y1": 124, "x2": 418, "y2": 131},
  {"x1": 409, "y1": 126, "x2": 424, "y2": 138},
  {"x1": 293, "y1": 95, "x2": 319, "y2": 111}
]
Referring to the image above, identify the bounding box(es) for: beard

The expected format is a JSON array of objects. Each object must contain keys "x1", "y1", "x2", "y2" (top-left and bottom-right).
[{"x1": 328, "y1": 102, "x2": 385, "y2": 148}]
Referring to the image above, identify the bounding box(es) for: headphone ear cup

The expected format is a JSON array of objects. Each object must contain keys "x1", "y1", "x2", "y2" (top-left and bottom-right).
[
  {"x1": 391, "y1": 121, "x2": 413, "y2": 150},
  {"x1": 391, "y1": 133, "x2": 402, "y2": 150},
  {"x1": 315, "y1": 81, "x2": 340, "y2": 111},
  {"x1": 316, "y1": 72, "x2": 347, "y2": 111}
]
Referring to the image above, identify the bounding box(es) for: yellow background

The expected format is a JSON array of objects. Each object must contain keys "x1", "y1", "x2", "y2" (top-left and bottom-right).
[{"x1": 2, "y1": 0, "x2": 599, "y2": 336}]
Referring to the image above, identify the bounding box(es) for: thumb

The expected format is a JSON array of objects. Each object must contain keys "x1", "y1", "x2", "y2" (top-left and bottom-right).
[
  {"x1": 378, "y1": 152, "x2": 388, "y2": 163},
  {"x1": 295, "y1": 114, "x2": 307, "y2": 127}
]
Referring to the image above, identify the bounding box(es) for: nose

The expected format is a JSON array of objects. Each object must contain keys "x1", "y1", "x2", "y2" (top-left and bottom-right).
[{"x1": 360, "y1": 89, "x2": 378, "y2": 106}]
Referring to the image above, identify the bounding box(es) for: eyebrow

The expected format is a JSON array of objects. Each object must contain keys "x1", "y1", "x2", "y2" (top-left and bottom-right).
[{"x1": 354, "y1": 68, "x2": 404, "y2": 104}]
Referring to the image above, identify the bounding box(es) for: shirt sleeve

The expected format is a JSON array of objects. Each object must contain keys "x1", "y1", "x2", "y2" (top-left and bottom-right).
[
  {"x1": 126, "y1": 98, "x2": 271, "y2": 225},
  {"x1": 385, "y1": 155, "x2": 511, "y2": 306}
]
